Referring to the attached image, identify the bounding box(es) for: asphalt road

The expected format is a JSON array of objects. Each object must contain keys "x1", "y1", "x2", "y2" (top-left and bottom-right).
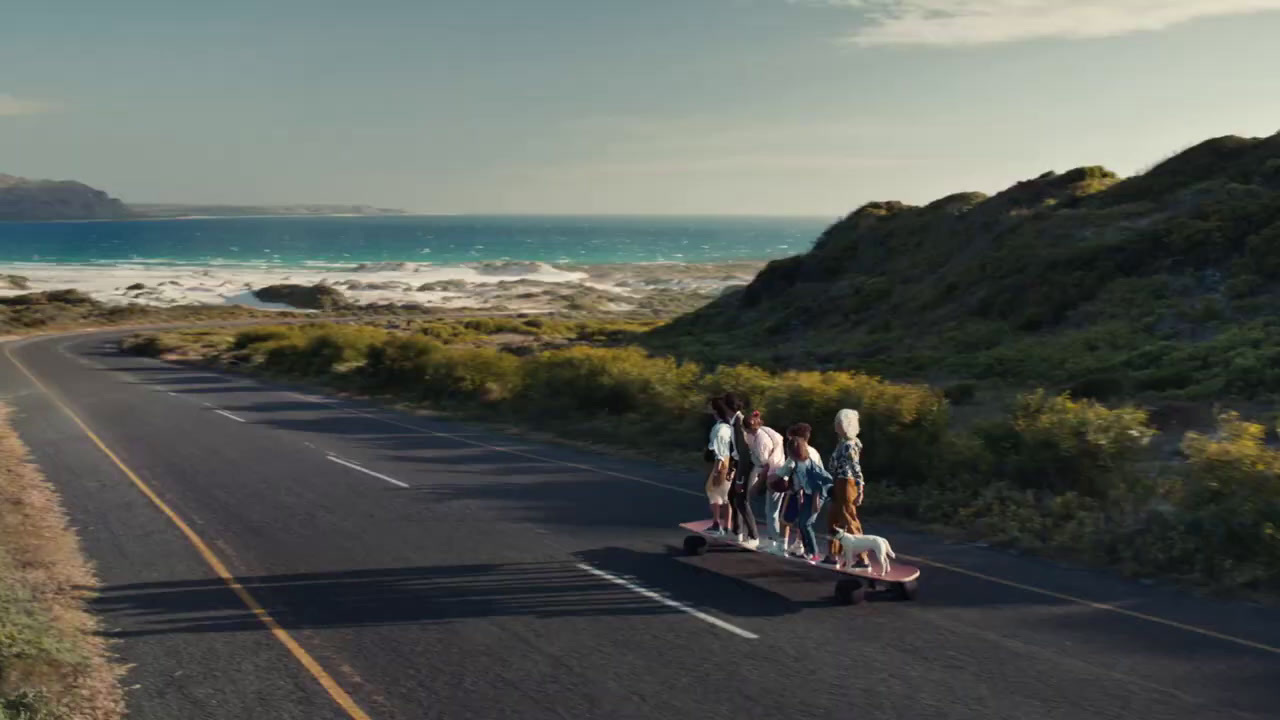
[{"x1": 3, "y1": 329, "x2": 1279, "y2": 720}]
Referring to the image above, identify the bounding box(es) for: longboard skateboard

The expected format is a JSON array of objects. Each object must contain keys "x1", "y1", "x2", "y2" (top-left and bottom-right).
[{"x1": 679, "y1": 519, "x2": 920, "y2": 605}]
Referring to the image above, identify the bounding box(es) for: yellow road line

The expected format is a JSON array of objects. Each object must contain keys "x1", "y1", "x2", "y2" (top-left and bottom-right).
[{"x1": 3, "y1": 342, "x2": 374, "y2": 720}]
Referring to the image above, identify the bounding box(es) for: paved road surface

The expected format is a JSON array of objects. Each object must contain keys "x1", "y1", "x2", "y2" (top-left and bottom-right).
[{"x1": 3, "y1": 329, "x2": 1279, "y2": 720}]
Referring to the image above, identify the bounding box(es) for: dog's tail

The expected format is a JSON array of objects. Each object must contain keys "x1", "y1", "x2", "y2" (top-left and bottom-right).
[{"x1": 886, "y1": 546, "x2": 896, "y2": 559}]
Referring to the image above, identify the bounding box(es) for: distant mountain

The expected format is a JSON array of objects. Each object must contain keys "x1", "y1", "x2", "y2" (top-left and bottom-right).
[
  {"x1": 0, "y1": 174, "x2": 133, "y2": 221},
  {"x1": 0, "y1": 172, "x2": 408, "y2": 222},
  {"x1": 129, "y1": 203, "x2": 408, "y2": 218}
]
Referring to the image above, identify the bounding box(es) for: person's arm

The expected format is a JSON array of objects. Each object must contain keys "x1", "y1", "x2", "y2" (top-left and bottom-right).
[
  {"x1": 778, "y1": 457, "x2": 796, "y2": 486},
  {"x1": 815, "y1": 461, "x2": 834, "y2": 488},
  {"x1": 853, "y1": 441, "x2": 865, "y2": 504}
]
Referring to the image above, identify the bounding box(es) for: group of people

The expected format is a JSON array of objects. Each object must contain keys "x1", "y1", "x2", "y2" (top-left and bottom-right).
[{"x1": 704, "y1": 392, "x2": 869, "y2": 568}]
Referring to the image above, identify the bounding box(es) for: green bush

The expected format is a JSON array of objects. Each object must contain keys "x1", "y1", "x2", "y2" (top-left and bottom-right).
[
  {"x1": 232, "y1": 326, "x2": 295, "y2": 350},
  {"x1": 981, "y1": 391, "x2": 1155, "y2": 499},
  {"x1": 1178, "y1": 413, "x2": 1280, "y2": 588},
  {"x1": 416, "y1": 322, "x2": 478, "y2": 342},
  {"x1": 251, "y1": 325, "x2": 388, "y2": 376},
  {"x1": 119, "y1": 333, "x2": 181, "y2": 358},
  {"x1": 364, "y1": 335, "x2": 446, "y2": 390},
  {"x1": 461, "y1": 317, "x2": 537, "y2": 335},
  {"x1": 516, "y1": 346, "x2": 701, "y2": 418},
  {"x1": 418, "y1": 345, "x2": 523, "y2": 405}
]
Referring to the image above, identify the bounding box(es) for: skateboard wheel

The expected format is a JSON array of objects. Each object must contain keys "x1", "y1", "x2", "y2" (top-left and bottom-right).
[
  {"x1": 835, "y1": 578, "x2": 866, "y2": 606},
  {"x1": 683, "y1": 535, "x2": 708, "y2": 556},
  {"x1": 898, "y1": 579, "x2": 919, "y2": 601}
]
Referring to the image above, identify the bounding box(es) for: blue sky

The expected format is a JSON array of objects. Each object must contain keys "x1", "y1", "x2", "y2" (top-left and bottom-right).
[{"x1": 3, "y1": 0, "x2": 1279, "y2": 215}]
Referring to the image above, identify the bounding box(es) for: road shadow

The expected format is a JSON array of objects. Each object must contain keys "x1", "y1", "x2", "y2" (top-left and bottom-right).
[
  {"x1": 100, "y1": 369, "x2": 241, "y2": 385},
  {"x1": 574, "y1": 545, "x2": 844, "y2": 614},
  {"x1": 158, "y1": 386, "x2": 279, "y2": 395},
  {"x1": 401, "y1": 475, "x2": 698, "y2": 530},
  {"x1": 91, "y1": 556, "x2": 820, "y2": 639}
]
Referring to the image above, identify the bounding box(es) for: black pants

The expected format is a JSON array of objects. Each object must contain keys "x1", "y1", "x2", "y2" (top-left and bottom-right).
[{"x1": 728, "y1": 480, "x2": 759, "y2": 539}]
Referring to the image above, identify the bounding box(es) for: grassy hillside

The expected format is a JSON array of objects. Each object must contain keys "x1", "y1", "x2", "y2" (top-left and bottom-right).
[{"x1": 647, "y1": 132, "x2": 1280, "y2": 403}]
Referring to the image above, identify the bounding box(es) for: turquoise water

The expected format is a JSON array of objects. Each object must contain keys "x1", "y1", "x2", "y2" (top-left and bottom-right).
[{"x1": 0, "y1": 215, "x2": 830, "y2": 268}]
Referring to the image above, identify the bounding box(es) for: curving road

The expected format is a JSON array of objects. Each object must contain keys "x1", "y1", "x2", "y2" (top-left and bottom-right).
[{"x1": 3, "y1": 329, "x2": 1279, "y2": 720}]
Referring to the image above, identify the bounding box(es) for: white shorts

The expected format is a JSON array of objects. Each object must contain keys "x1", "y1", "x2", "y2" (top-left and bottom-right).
[
  {"x1": 705, "y1": 461, "x2": 731, "y2": 504},
  {"x1": 706, "y1": 480, "x2": 730, "y2": 504}
]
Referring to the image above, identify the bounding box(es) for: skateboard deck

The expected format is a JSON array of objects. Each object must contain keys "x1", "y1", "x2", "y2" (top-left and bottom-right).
[{"x1": 679, "y1": 519, "x2": 920, "y2": 604}]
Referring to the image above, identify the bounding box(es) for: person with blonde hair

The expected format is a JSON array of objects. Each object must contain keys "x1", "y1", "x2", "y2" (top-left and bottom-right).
[{"x1": 826, "y1": 408, "x2": 868, "y2": 567}]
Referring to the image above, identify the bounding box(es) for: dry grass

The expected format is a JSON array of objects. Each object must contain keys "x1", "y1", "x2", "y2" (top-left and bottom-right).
[{"x1": 0, "y1": 405, "x2": 123, "y2": 720}]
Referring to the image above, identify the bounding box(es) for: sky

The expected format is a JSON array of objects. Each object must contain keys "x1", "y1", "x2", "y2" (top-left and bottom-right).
[{"x1": 3, "y1": 0, "x2": 1279, "y2": 215}]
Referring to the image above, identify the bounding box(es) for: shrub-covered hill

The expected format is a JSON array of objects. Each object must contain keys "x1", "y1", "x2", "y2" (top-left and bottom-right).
[
  {"x1": 0, "y1": 173, "x2": 133, "y2": 221},
  {"x1": 646, "y1": 132, "x2": 1280, "y2": 402}
]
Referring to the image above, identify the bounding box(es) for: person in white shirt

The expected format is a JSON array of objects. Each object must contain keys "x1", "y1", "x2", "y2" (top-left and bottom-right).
[
  {"x1": 744, "y1": 411, "x2": 787, "y2": 552},
  {"x1": 704, "y1": 397, "x2": 735, "y2": 534}
]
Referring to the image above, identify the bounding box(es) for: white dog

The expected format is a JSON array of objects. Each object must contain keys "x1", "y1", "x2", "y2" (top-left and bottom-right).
[{"x1": 832, "y1": 528, "x2": 896, "y2": 576}]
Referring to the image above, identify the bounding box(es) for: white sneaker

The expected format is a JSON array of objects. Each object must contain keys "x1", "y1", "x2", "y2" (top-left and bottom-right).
[
  {"x1": 742, "y1": 537, "x2": 759, "y2": 550},
  {"x1": 736, "y1": 533, "x2": 745, "y2": 543}
]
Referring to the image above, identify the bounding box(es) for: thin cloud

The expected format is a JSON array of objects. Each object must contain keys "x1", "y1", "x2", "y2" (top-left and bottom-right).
[
  {"x1": 797, "y1": 0, "x2": 1280, "y2": 46},
  {"x1": 0, "y1": 94, "x2": 55, "y2": 116},
  {"x1": 512, "y1": 154, "x2": 926, "y2": 181}
]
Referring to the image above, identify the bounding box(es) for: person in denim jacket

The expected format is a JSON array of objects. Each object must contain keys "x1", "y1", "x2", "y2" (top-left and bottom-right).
[{"x1": 778, "y1": 433, "x2": 834, "y2": 562}]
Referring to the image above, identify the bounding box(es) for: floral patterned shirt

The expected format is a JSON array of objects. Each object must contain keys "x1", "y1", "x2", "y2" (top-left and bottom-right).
[{"x1": 828, "y1": 438, "x2": 865, "y2": 486}]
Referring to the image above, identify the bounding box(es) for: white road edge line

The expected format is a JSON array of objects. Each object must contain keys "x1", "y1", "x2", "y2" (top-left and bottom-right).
[
  {"x1": 326, "y1": 455, "x2": 409, "y2": 488},
  {"x1": 575, "y1": 563, "x2": 758, "y2": 640},
  {"x1": 214, "y1": 409, "x2": 246, "y2": 423}
]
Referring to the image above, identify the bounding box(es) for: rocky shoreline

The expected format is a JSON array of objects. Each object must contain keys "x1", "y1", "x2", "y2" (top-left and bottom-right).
[{"x1": 0, "y1": 259, "x2": 765, "y2": 316}]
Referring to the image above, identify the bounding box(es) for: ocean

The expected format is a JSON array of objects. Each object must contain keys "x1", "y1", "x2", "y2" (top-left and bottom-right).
[
  {"x1": 0, "y1": 215, "x2": 831, "y2": 310},
  {"x1": 0, "y1": 215, "x2": 830, "y2": 268}
]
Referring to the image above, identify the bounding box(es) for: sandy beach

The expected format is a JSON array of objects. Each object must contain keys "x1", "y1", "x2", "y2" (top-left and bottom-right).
[{"x1": 0, "y1": 260, "x2": 763, "y2": 315}]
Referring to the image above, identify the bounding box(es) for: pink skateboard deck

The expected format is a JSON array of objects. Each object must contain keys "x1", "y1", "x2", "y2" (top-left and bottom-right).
[{"x1": 679, "y1": 519, "x2": 920, "y2": 603}]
